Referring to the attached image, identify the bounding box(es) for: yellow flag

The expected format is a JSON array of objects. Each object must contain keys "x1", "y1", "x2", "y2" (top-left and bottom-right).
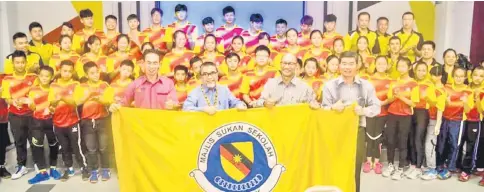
[{"x1": 112, "y1": 105, "x2": 358, "y2": 192}]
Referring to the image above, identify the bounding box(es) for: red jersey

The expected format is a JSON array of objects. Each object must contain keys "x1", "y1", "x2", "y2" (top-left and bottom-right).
[
  {"x1": 0, "y1": 74, "x2": 9, "y2": 123},
  {"x1": 303, "y1": 48, "x2": 332, "y2": 69},
  {"x1": 387, "y1": 77, "x2": 419, "y2": 116},
  {"x1": 270, "y1": 35, "x2": 287, "y2": 52},
  {"x1": 368, "y1": 75, "x2": 393, "y2": 116},
  {"x1": 29, "y1": 85, "x2": 51, "y2": 120},
  {"x1": 466, "y1": 88, "x2": 484, "y2": 122},
  {"x1": 241, "y1": 68, "x2": 278, "y2": 100},
  {"x1": 414, "y1": 80, "x2": 436, "y2": 109},
  {"x1": 443, "y1": 84, "x2": 473, "y2": 121},
  {"x1": 241, "y1": 30, "x2": 262, "y2": 55},
  {"x1": 110, "y1": 79, "x2": 132, "y2": 104},
  {"x1": 75, "y1": 81, "x2": 110, "y2": 120},
  {"x1": 219, "y1": 73, "x2": 245, "y2": 99},
  {"x1": 175, "y1": 84, "x2": 189, "y2": 104},
  {"x1": 100, "y1": 32, "x2": 120, "y2": 56},
  {"x1": 1, "y1": 73, "x2": 37, "y2": 116},
  {"x1": 216, "y1": 25, "x2": 244, "y2": 50},
  {"x1": 160, "y1": 50, "x2": 196, "y2": 75},
  {"x1": 298, "y1": 32, "x2": 311, "y2": 49},
  {"x1": 49, "y1": 52, "x2": 80, "y2": 72},
  {"x1": 429, "y1": 86, "x2": 446, "y2": 120},
  {"x1": 76, "y1": 54, "x2": 108, "y2": 79},
  {"x1": 49, "y1": 80, "x2": 79, "y2": 128},
  {"x1": 129, "y1": 32, "x2": 148, "y2": 60},
  {"x1": 142, "y1": 26, "x2": 172, "y2": 52}
]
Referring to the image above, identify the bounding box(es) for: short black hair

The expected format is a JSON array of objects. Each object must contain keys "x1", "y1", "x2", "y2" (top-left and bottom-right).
[
  {"x1": 61, "y1": 22, "x2": 73, "y2": 29},
  {"x1": 120, "y1": 59, "x2": 134, "y2": 69},
  {"x1": 339, "y1": 51, "x2": 358, "y2": 63},
  {"x1": 174, "y1": 65, "x2": 189, "y2": 75},
  {"x1": 83, "y1": 61, "x2": 98, "y2": 74},
  {"x1": 255, "y1": 45, "x2": 270, "y2": 56},
  {"x1": 275, "y1": 19, "x2": 287, "y2": 26},
  {"x1": 326, "y1": 55, "x2": 339, "y2": 64},
  {"x1": 402, "y1": 11, "x2": 415, "y2": 19},
  {"x1": 223, "y1": 6, "x2": 235, "y2": 16},
  {"x1": 105, "y1": 15, "x2": 117, "y2": 22},
  {"x1": 143, "y1": 49, "x2": 161, "y2": 60},
  {"x1": 79, "y1": 9, "x2": 93, "y2": 18},
  {"x1": 389, "y1": 36, "x2": 401, "y2": 43},
  {"x1": 225, "y1": 52, "x2": 240, "y2": 62},
  {"x1": 151, "y1": 8, "x2": 163, "y2": 16},
  {"x1": 202, "y1": 17, "x2": 214, "y2": 25},
  {"x1": 397, "y1": 57, "x2": 412, "y2": 68},
  {"x1": 250, "y1": 13, "x2": 263, "y2": 23},
  {"x1": 127, "y1": 14, "x2": 139, "y2": 21},
  {"x1": 29, "y1": 22, "x2": 43, "y2": 32},
  {"x1": 257, "y1": 32, "x2": 271, "y2": 40},
  {"x1": 189, "y1": 56, "x2": 203, "y2": 67},
  {"x1": 11, "y1": 50, "x2": 26, "y2": 61},
  {"x1": 300, "y1": 15, "x2": 313, "y2": 25},
  {"x1": 304, "y1": 57, "x2": 319, "y2": 68},
  {"x1": 358, "y1": 12, "x2": 370, "y2": 20},
  {"x1": 141, "y1": 42, "x2": 155, "y2": 51},
  {"x1": 175, "y1": 4, "x2": 187, "y2": 12},
  {"x1": 325, "y1": 14, "x2": 337, "y2": 22},
  {"x1": 39, "y1": 65, "x2": 54, "y2": 75},
  {"x1": 377, "y1": 17, "x2": 389, "y2": 23},
  {"x1": 60, "y1": 60, "x2": 75, "y2": 68},
  {"x1": 12, "y1": 32, "x2": 27, "y2": 42},
  {"x1": 422, "y1": 40, "x2": 436, "y2": 50}
]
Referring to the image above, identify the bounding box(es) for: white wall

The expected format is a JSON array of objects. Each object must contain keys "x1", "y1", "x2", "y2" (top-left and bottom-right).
[{"x1": 306, "y1": 1, "x2": 324, "y2": 32}]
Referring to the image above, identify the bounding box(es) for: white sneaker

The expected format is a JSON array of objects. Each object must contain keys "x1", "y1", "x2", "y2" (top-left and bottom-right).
[
  {"x1": 382, "y1": 163, "x2": 395, "y2": 178},
  {"x1": 404, "y1": 166, "x2": 415, "y2": 177},
  {"x1": 406, "y1": 168, "x2": 422, "y2": 179},
  {"x1": 11, "y1": 166, "x2": 28, "y2": 180},
  {"x1": 391, "y1": 168, "x2": 404, "y2": 180}
]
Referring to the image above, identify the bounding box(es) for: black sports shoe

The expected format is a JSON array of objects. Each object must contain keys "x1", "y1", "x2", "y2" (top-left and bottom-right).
[
  {"x1": 60, "y1": 170, "x2": 70, "y2": 182},
  {"x1": 0, "y1": 167, "x2": 11, "y2": 179},
  {"x1": 81, "y1": 168, "x2": 90, "y2": 181}
]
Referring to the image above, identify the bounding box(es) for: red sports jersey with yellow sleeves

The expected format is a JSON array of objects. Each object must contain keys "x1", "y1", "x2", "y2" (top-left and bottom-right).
[
  {"x1": 110, "y1": 79, "x2": 132, "y2": 104},
  {"x1": 220, "y1": 53, "x2": 252, "y2": 75},
  {"x1": 142, "y1": 27, "x2": 172, "y2": 51},
  {"x1": 303, "y1": 48, "x2": 332, "y2": 69},
  {"x1": 368, "y1": 75, "x2": 393, "y2": 116},
  {"x1": 280, "y1": 46, "x2": 308, "y2": 60},
  {"x1": 160, "y1": 50, "x2": 195, "y2": 75},
  {"x1": 216, "y1": 25, "x2": 244, "y2": 50},
  {"x1": 72, "y1": 29, "x2": 105, "y2": 55},
  {"x1": 29, "y1": 85, "x2": 51, "y2": 120},
  {"x1": 219, "y1": 73, "x2": 245, "y2": 99},
  {"x1": 175, "y1": 84, "x2": 189, "y2": 104},
  {"x1": 49, "y1": 52, "x2": 80, "y2": 73},
  {"x1": 0, "y1": 74, "x2": 9, "y2": 123},
  {"x1": 100, "y1": 32, "x2": 120, "y2": 56},
  {"x1": 297, "y1": 32, "x2": 311, "y2": 49},
  {"x1": 322, "y1": 32, "x2": 343, "y2": 50},
  {"x1": 1, "y1": 73, "x2": 37, "y2": 116},
  {"x1": 74, "y1": 81, "x2": 111, "y2": 120},
  {"x1": 75, "y1": 54, "x2": 108, "y2": 79},
  {"x1": 429, "y1": 86, "x2": 446, "y2": 120},
  {"x1": 303, "y1": 77, "x2": 324, "y2": 102},
  {"x1": 270, "y1": 35, "x2": 287, "y2": 52},
  {"x1": 200, "y1": 53, "x2": 225, "y2": 67},
  {"x1": 387, "y1": 77, "x2": 419, "y2": 116},
  {"x1": 48, "y1": 80, "x2": 79, "y2": 128},
  {"x1": 193, "y1": 34, "x2": 225, "y2": 54},
  {"x1": 167, "y1": 22, "x2": 198, "y2": 49},
  {"x1": 240, "y1": 67, "x2": 279, "y2": 100},
  {"x1": 443, "y1": 84, "x2": 473, "y2": 121},
  {"x1": 413, "y1": 79, "x2": 437, "y2": 109},
  {"x1": 240, "y1": 30, "x2": 262, "y2": 55},
  {"x1": 465, "y1": 87, "x2": 484, "y2": 122},
  {"x1": 106, "y1": 52, "x2": 139, "y2": 82},
  {"x1": 129, "y1": 33, "x2": 148, "y2": 60}
]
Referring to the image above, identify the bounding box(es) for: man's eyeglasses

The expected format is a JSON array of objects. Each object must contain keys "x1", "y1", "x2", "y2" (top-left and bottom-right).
[
  {"x1": 201, "y1": 71, "x2": 218, "y2": 77},
  {"x1": 281, "y1": 61, "x2": 297, "y2": 66}
]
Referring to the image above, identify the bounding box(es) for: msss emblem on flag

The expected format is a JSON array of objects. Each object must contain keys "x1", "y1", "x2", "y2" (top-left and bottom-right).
[{"x1": 190, "y1": 122, "x2": 285, "y2": 192}]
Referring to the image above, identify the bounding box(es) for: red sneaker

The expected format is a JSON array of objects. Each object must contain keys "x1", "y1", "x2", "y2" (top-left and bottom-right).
[
  {"x1": 479, "y1": 176, "x2": 484, "y2": 186},
  {"x1": 363, "y1": 161, "x2": 372, "y2": 173},
  {"x1": 374, "y1": 162, "x2": 383, "y2": 174},
  {"x1": 459, "y1": 172, "x2": 470, "y2": 182},
  {"x1": 474, "y1": 170, "x2": 484, "y2": 177}
]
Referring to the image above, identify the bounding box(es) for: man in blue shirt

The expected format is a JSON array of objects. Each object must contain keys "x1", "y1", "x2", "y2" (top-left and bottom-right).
[{"x1": 183, "y1": 62, "x2": 247, "y2": 115}]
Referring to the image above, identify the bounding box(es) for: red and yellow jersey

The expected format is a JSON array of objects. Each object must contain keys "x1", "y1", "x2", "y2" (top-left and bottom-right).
[
  {"x1": 167, "y1": 21, "x2": 198, "y2": 49},
  {"x1": 3, "y1": 52, "x2": 42, "y2": 75},
  {"x1": 142, "y1": 26, "x2": 173, "y2": 51},
  {"x1": 106, "y1": 52, "x2": 139, "y2": 82},
  {"x1": 414, "y1": 79, "x2": 437, "y2": 109},
  {"x1": 215, "y1": 24, "x2": 244, "y2": 50},
  {"x1": 220, "y1": 53, "x2": 252, "y2": 75},
  {"x1": 73, "y1": 81, "x2": 111, "y2": 120},
  {"x1": 466, "y1": 86, "x2": 484, "y2": 122},
  {"x1": 72, "y1": 28, "x2": 105, "y2": 55},
  {"x1": 100, "y1": 32, "x2": 120, "y2": 56},
  {"x1": 29, "y1": 85, "x2": 51, "y2": 120},
  {"x1": 193, "y1": 33, "x2": 225, "y2": 54},
  {"x1": 48, "y1": 80, "x2": 79, "y2": 128},
  {"x1": 110, "y1": 79, "x2": 132, "y2": 104},
  {"x1": 270, "y1": 35, "x2": 287, "y2": 52},
  {"x1": 240, "y1": 30, "x2": 262, "y2": 55},
  {"x1": 187, "y1": 76, "x2": 201, "y2": 91},
  {"x1": 200, "y1": 52, "x2": 225, "y2": 67},
  {"x1": 0, "y1": 74, "x2": 9, "y2": 123},
  {"x1": 75, "y1": 54, "x2": 108, "y2": 79},
  {"x1": 387, "y1": 77, "x2": 419, "y2": 116},
  {"x1": 297, "y1": 32, "x2": 311, "y2": 50},
  {"x1": 247, "y1": 49, "x2": 281, "y2": 70},
  {"x1": 49, "y1": 52, "x2": 80, "y2": 73},
  {"x1": 1, "y1": 73, "x2": 38, "y2": 116},
  {"x1": 128, "y1": 32, "x2": 149, "y2": 60},
  {"x1": 368, "y1": 75, "x2": 393, "y2": 116},
  {"x1": 219, "y1": 73, "x2": 245, "y2": 100},
  {"x1": 322, "y1": 32, "x2": 343, "y2": 50},
  {"x1": 429, "y1": 86, "x2": 446, "y2": 120},
  {"x1": 159, "y1": 50, "x2": 195, "y2": 75},
  {"x1": 443, "y1": 84, "x2": 473, "y2": 121},
  {"x1": 302, "y1": 47, "x2": 332, "y2": 70},
  {"x1": 280, "y1": 46, "x2": 308, "y2": 61},
  {"x1": 302, "y1": 76, "x2": 324, "y2": 102},
  {"x1": 175, "y1": 84, "x2": 189, "y2": 104},
  {"x1": 240, "y1": 67, "x2": 279, "y2": 100}
]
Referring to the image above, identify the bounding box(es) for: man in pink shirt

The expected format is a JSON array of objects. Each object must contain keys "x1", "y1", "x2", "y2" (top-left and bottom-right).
[{"x1": 121, "y1": 49, "x2": 178, "y2": 109}]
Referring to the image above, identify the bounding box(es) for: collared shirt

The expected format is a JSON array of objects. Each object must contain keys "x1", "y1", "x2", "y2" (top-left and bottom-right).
[
  {"x1": 28, "y1": 40, "x2": 53, "y2": 64},
  {"x1": 321, "y1": 76, "x2": 381, "y2": 127},
  {"x1": 182, "y1": 84, "x2": 244, "y2": 111},
  {"x1": 254, "y1": 77, "x2": 316, "y2": 107},
  {"x1": 124, "y1": 76, "x2": 178, "y2": 109}
]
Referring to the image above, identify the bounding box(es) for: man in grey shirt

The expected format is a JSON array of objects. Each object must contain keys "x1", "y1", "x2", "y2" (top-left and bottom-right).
[
  {"x1": 251, "y1": 53, "x2": 320, "y2": 109},
  {"x1": 321, "y1": 51, "x2": 380, "y2": 192}
]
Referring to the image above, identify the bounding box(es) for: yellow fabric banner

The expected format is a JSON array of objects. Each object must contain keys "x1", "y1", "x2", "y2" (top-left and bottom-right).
[{"x1": 112, "y1": 105, "x2": 358, "y2": 192}]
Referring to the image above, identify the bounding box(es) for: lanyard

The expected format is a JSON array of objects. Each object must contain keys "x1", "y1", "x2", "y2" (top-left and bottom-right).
[{"x1": 202, "y1": 88, "x2": 218, "y2": 107}]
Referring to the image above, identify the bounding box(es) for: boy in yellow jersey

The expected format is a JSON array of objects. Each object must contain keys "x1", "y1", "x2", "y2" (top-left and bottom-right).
[
  {"x1": 322, "y1": 14, "x2": 343, "y2": 50},
  {"x1": 216, "y1": 6, "x2": 244, "y2": 51},
  {"x1": 219, "y1": 53, "x2": 246, "y2": 100},
  {"x1": 72, "y1": 9, "x2": 105, "y2": 55},
  {"x1": 1, "y1": 51, "x2": 38, "y2": 180},
  {"x1": 393, "y1": 12, "x2": 424, "y2": 63},
  {"x1": 26, "y1": 66, "x2": 62, "y2": 184},
  {"x1": 187, "y1": 56, "x2": 203, "y2": 88},
  {"x1": 53, "y1": 22, "x2": 74, "y2": 54},
  {"x1": 173, "y1": 65, "x2": 189, "y2": 109},
  {"x1": 74, "y1": 62, "x2": 113, "y2": 183},
  {"x1": 298, "y1": 15, "x2": 313, "y2": 49},
  {"x1": 241, "y1": 45, "x2": 279, "y2": 107},
  {"x1": 373, "y1": 17, "x2": 391, "y2": 56},
  {"x1": 344, "y1": 12, "x2": 378, "y2": 52},
  {"x1": 28, "y1": 22, "x2": 53, "y2": 64},
  {"x1": 4, "y1": 32, "x2": 42, "y2": 74},
  {"x1": 102, "y1": 15, "x2": 120, "y2": 56}
]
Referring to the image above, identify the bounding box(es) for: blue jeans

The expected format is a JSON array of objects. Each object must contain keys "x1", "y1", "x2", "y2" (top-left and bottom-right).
[{"x1": 437, "y1": 119, "x2": 462, "y2": 171}]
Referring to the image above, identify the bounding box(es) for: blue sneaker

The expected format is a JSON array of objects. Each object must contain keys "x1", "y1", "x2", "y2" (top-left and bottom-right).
[
  {"x1": 90, "y1": 170, "x2": 99, "y2": 183},
  {"x1": 50, "y1": 168, "x2": 61, "y2": 180},
  {"x1": 101, "y1": 169, "x2": 111, "y2": 181},
  {"x1": 28, "y1": 172, "x2": 50, "y2": 184},
  {"x1": 421, "y1": 169, "x2": 438, "y2": 180},
  {"x1": 67, "y1": 168, "x2": 75, "y2": 177},
  {"x1": 438, "y1": 169, "x2": 452, "y2": 180}
]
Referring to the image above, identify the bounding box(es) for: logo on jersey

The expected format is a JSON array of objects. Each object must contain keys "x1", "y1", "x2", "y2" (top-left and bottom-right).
[{"x1": 190, "y1": 122, "x2": 284, "y2": 192}]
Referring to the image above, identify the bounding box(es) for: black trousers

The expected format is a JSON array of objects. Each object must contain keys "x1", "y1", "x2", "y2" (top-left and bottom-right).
[
  {"x1": 8, "y1": 114, "x2": 31, "y2": 166},
  {"x1": 0, "y1": 123, "x2": 10, "y2": 165},
  {"x1": 366, "y1": 116, "x2": 387, "y2": 158},
  {"x1": 30, "y1": 118, "x2": 59, "y2": 170},
  {"x1": 460, "y1": 121, "x2": 481, "y2": 174},
  {"x1": 477, "y1": 121, "x2": 484, "y2": 168},
  {"x1": 409, "y1": 108, "x2": 429, "y2": 168},
  {"x1": 355, "y1": 126, "x2": 366, "y2": 192},
  {"x1": 55, "y1": 124, "x2": 86, "y2": 168},
  {"x1": 386, "y1": 114, "x2": 412, "y2": 168},
  {"x1": 81, "y1": 117, "x2": 110, "y2": 171}
]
